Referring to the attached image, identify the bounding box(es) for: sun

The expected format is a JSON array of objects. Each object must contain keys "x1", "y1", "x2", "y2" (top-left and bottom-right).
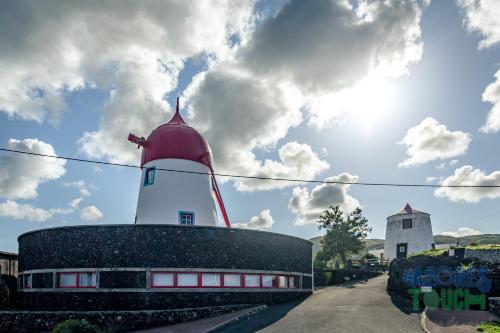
[
  {"x1": 350, "y1": 76, "x2": 396, "y2": 134},
  {"x1": 306, "y1": 75, "x2": 396, "y2": 133}
]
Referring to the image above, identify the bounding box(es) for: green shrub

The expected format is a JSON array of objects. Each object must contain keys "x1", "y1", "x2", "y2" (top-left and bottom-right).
[
  {"x1": 52, "y1": 319, "x2": 103, "y2": 333},
  {"x1": 466, "y1": 244, "x2": 500, "y2": 251},
  {"x1": 408, "y1": 248, "x2": 447, "y2": 258},
  {"x1": 477, "y1": 321, "x2": 500, "y2": 332}
]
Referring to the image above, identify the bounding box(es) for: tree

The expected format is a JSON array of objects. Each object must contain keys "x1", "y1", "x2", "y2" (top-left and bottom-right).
[
  {"x1": 314, "y1": 205, "x2": 372, "y2": 268},
  {"x1": 363, "y1": 253, "x2": 378, "y2": 260}
]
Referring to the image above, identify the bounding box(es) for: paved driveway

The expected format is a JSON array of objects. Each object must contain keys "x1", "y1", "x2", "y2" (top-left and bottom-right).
[{"x1": 217, "y1": 274, "x2": 422, "y2": 333}]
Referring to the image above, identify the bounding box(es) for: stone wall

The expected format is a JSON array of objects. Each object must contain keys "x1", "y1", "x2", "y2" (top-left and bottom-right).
[
  {"x1": 19, "y1": 225, "x2": 311, "y2": 273},
  {"x1": 18, "y1": 291, "x2": 308, "y2": 311},
  {"x1": 387, "y1": 256, "x2": 500, "y2": 300},
  {"x1": 465, "y1": 249, "x2": 500, "y2": 263},
  {"x1": 17, "y1": 225, "x2": 312, "y2": 310},
  {"x1": 0, "y1": 304, "x2": 252, "y2": 333}
]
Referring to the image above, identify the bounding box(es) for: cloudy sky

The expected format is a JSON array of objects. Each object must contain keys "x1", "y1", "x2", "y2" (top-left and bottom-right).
[{"x1": 1, "y1": 0, "x2": 500, "y2": 252}]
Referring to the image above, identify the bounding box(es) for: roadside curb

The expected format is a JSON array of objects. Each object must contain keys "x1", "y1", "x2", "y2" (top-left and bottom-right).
[
  {"x1": 205, "y1": 305, "x2": 267, "y2": 333},
  {"x1": 420, "y1": 307, "x2": 431, "y2": 333}
]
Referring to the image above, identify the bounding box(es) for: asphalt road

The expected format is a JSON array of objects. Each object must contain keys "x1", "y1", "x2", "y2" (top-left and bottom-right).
[{"x1": 217, "y1": 274, "x2": 422, "y2": 333}]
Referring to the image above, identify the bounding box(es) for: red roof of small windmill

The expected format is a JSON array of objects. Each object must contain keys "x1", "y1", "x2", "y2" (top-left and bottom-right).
[{"x1": 140, "y1": 104, "x2": 213, "y2": 169}]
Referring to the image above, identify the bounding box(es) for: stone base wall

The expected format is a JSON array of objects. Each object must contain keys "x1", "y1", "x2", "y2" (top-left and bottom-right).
[
  {"x1": 18, "y1": 291, "x2": 310, "y2": 311},
  {"x1": 465, "y1": 249, "x2": 500, "y2": 263},
  {"x1": 387, "y1": 257, "x2": 500, "y2": 301},
  {"x1": 0, "y1": 304, "x2": 252, "y2": 333}
]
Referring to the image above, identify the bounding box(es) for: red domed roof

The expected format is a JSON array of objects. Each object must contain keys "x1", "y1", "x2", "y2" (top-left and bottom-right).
[{"x1": 130, "y1": 99, "x2": 213, "y2": 169}]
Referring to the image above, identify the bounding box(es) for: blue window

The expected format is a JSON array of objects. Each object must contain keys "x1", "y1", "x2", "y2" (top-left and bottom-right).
[
  {"x1": 179, "y1": 211, "x2": 195, "y2": 225},
  {"x1": 144, "y1": 167, "x2": 155, "y2": 186}
]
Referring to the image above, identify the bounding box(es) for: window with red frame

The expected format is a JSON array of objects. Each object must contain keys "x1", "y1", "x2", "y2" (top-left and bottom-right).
[
  {"x1": 223, "y1": 273, "x2": 242, "y2": 287},
  {"x1": 277, "y1": 275, "x2": 288, "y2": 288},
  {"x1": 151, "y1": 272, "x2": 174, "y2": 288},
  {"x1": 262, "y1": 274, "x2": 277, "y2": 288},
  {"x1": 177, "y1": 273, "x2": 198, "y2": 287},
  {"x1": 244, "y1": 274, "x2": 260, "y2": 287},
  {"x1": 57, "y1": 272, "x2": 96, "y2": 288},
  {"x1": 201, "y1": 273, "x2": 221, "y2": 287}
]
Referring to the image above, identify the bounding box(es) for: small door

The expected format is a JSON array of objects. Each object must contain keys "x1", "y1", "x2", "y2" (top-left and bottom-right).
[{"x1": 396, "y1": 243, "x2": 408, "y2": 259}]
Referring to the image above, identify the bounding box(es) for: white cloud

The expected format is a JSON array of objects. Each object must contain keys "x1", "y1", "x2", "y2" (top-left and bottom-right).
[
  {"x1": 93, "y1": 166, "x2": 103, "y2": 173},
  {"x1": 426, "y1": 176, "x2": 437, "y2": 183},
  {"x1": 0, "y1": 200, "x2": 53, "y2": 222},
  {"x1": 77, "y1": 57, "x2": 175, "y2": 163},
  {"x1": 0, "y1": 1, "x2": 255, "y2": 162},
  {"x1": 289, "y1": 173, "x2": 360, "y2": 225},
  {"x1": 435, "y1": 163, "x2": 446, "y2": 170},
  {"x1": 238, "y1": 0, "x2": 428, "y2": 129},
  {"x1": 63, "y1": 180, "x2": 91, "y2": 197},
  {"x1": 441, "y1": 227, "x2": 482, "y2": 238},
  {"x1": 241, "y1": 0, "x2": 427, "y2": 93},
  {"x1": 179, "y1": 0, "x2": 429, "y2": 191},
  {"x1": 1, "y1": 1, "x2": 430, "y2": 194},
  {"x1": 0, "y1": 138, "x2": 66, "y2": 199},
  {"x1": 185, "y1": 68, "x2": 330, "y2": 192},
  {"x1": 233, "y1": 209, "x2": 274, "y2": 231},
  {"x1": 234, "y1": 142, "x2": 330, "y2": 192},
  {"x1": 398, "y1": 117, "x2": 472, "y2": 167},
  {"x1": 479, "y1": 69, "x2": 500, "y2": 133},
  {"x1": 450, "y1": 159, "x2": 459, "y2": 166},
  {"x1": 458, "y1": 0, "x2": 500, "y2": 49},
  {"x1": 69, "y1": 197, "x2": 84, "y2": 209},
  {"x1": 457, "y1": 1, "x2": 500, "y2": 133},
  {"x1": 434, "y1": 165, "x2": 500, "y2": 202},
  {"x1": 80, "y1": 205, "x2": 103, "y2": 221}
]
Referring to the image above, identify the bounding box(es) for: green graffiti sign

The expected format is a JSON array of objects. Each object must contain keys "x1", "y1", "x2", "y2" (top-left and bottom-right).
[{"x1": 408, "y1": 288, "x2": 486, "y2": 311}]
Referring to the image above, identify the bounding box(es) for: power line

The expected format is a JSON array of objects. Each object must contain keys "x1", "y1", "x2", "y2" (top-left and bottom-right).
[{"x1": 1, "y1": 147, "x2": 499, "y2": 189}]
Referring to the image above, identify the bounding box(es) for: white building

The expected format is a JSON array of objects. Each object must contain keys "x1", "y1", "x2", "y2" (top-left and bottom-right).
[
  {"x1": 128, "y1": 98, "x2": 231, "y2": 227},
  {"x1": 383, "y1": 203, "x2": 434, "y2": 261}
]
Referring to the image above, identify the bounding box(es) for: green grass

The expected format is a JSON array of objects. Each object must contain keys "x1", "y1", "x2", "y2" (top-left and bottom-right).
[
  {"x1": 310, "y1": 234, "x2": 500, "y2": 260},
  {"x1": 406, "y1": 243, "x2": 500, "y2": 258},
  {"x1": 466, "y1": 244, "x2": 500, "y2": 250},
  {"x1": 408, "y1": 248, "x2": 447, "y2": 258},
  {"x1": 477, "y1": 321, "x2": 500, "y2": 332},
  {"x1": 52, "y1": 319, "x2": 103, "y2": 333}
]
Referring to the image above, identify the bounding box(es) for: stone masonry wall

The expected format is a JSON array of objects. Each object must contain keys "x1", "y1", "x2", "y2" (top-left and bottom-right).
[
  {"x1": 0, "y1": 304, "x2": 252, "y2": 333},
  {"x1": 19, "y1": 225, "x2": 312, "y2": 273},
  {"x1": 465, "y1": 249, "x2": 500, "y2": 263},
  {"x1": 17, "y1": 225, "x2": 312, "y2": 310}
]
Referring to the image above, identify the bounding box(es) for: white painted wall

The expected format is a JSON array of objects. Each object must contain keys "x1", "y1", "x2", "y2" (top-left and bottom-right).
[
  {"x1": 135, "y1": 158, "x2": 218, "y2": 226},
  {"x1": 383, "y1": 212, "x2": 434, "y2": 261}
]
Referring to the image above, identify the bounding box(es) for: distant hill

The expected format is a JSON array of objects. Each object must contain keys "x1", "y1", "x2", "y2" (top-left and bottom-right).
[
  {"x1": 309, "y1": 234, "x2": 500, "y2": 258},
  {"x1": 434, "y1": 234, "x2": 500, "y2": 246}
]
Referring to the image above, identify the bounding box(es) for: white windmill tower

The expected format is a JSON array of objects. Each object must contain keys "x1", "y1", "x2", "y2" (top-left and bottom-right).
[
  {"x1": 128, "y1": 98, "x2": 231, "y2": 227},
  {"x1": 384, "y1": 203, "x2": 434, "y2": 261}
]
